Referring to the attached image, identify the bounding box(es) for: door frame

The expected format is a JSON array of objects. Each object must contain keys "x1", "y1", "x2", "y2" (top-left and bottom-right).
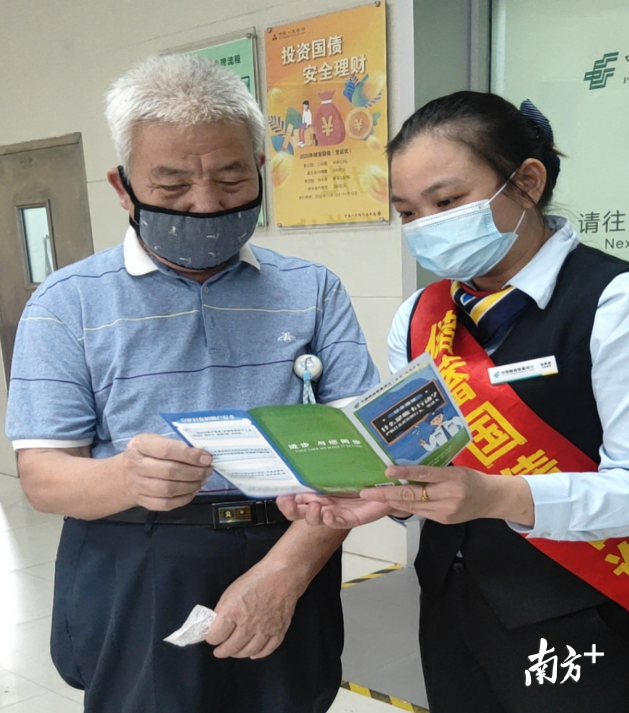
[
  {"x1": 0, "y1": 131, "x2": 82, "y2": 158},
  {"x1": 412, "y1": 0, "x2": 492, "y2": 289},
  {"x1": 0, "y1": 131, "x2": 91, "y2": 384}
]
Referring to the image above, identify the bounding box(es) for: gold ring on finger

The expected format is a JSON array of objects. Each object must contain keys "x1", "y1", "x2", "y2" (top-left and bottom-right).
[{"x1": 421, "y1": 483, "x2": 429, "y2": 503}]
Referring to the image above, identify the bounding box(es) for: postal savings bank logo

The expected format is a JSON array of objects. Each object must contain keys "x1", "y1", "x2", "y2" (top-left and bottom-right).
[{"x1": 583, "y1": 51, "x2": 622, "y2": 89}]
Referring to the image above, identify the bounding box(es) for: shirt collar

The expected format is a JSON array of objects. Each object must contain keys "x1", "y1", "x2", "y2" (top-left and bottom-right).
[
  {"x1": 123, "y1": 226, "x2": 260, "y2": 276},
  {"x1": 505, "y1": 216, "x2": 579, "y2": 309}
]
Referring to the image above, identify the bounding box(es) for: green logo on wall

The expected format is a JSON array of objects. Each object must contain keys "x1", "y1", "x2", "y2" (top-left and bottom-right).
[{"x1": 584, "y1": 52, "x2": 620, "y2": 89}]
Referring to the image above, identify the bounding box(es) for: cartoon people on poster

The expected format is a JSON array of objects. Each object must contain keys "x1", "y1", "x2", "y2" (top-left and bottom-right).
[
  {"x1": 297, "y1": 100, "x2": 312, "y2": 147},
  {"x1": 267, "y1": 69, "x2": 385, "y2": 200},
  {"x1": 268, "y1": 72, "x2": 383, "y2": 154}
]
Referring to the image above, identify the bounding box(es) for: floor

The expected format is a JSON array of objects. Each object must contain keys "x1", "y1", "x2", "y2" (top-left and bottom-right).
[
  {"x1": 0, "y1": 472, "x2": 427, "y2": 712},
  {"x1": 341, "y1": 566, "x2": 427, "y2": 710}
]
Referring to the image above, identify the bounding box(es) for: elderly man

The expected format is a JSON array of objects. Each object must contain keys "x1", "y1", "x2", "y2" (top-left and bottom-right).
[{"x1": 5, "y1": 55, "x2": 378, "y2": 713}]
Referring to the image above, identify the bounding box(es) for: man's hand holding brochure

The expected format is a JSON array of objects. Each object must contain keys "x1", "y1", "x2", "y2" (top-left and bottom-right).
[{"x1": 162, "y1": 353, "x2": 471, "y2": 498}]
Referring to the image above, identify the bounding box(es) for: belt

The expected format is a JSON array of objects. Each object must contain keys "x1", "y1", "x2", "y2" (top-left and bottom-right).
[{"x1": 101, "y1": 499, "x2": 289, "y2": 529}]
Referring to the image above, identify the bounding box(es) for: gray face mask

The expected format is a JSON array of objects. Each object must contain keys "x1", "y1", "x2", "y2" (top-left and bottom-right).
[{"x1": 119, "y1": 167, "x2": 262, "y2": 270}]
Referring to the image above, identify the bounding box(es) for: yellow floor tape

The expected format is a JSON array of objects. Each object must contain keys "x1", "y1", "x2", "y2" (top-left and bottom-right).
[
  {"x1": 341, "y1": 681, "x2": 429, "y2": 712},
  {"x1": 341, "y1": 563, "x2": 429, "y2": 710},
  {"x1": 341, "y1": 563, "x2": 403, "y2": 588}
]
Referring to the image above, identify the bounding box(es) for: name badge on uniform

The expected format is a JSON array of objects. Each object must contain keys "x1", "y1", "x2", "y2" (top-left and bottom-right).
[{"x1": 488, "y1": 356, "x2": 558, "y2": 385}]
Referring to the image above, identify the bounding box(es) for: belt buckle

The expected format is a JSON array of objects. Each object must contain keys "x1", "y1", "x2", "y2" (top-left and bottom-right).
[{"x1": 212, "y1": 501, "x2": 257, "y2": 529}]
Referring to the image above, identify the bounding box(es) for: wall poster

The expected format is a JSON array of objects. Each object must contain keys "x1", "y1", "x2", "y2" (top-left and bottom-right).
[
  {"x1": 265, "y1": 2, "x2": 389, "y2": 227},
  {"x1": 185, "y1": 36, "x2": 266, "y2": 226}
]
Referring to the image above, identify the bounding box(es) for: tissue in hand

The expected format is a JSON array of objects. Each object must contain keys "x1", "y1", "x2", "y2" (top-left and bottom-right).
[{"x1": 163, "y1": 605, "x2": 217, "y2": 647}]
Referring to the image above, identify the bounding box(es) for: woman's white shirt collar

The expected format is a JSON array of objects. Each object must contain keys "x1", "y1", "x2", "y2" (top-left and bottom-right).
[{"x1": 504, "y1": 216, "x2": 579, "y2": 310}]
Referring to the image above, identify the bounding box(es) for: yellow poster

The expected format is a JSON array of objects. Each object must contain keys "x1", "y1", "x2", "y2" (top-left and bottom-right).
[{"x1": 265, "y1": 2, "x2": 389, "y2": 227}]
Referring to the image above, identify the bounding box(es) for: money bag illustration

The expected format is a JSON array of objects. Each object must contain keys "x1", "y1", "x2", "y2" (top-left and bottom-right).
[{"x1": 314, "y1": 91, "x2": 346, "y2": 146}]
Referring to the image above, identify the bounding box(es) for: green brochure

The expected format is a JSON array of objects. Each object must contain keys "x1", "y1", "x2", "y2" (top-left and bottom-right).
[{"x1": 162, "y1": 353, "x2": 471, "y2": 498}]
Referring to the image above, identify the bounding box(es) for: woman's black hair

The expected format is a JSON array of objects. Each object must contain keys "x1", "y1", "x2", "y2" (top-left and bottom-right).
[{"x1": 387, "y1": 91, "x2": 562, "y2": 212}]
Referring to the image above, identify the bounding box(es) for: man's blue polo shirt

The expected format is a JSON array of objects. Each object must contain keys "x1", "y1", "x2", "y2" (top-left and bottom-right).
[{"x1": 6, "y1": 228, "x2": 379, "y2": 495}]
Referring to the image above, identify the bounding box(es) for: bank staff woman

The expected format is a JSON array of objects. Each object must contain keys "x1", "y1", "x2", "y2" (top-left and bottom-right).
[{"x1": 278, "y1": 92, "x2": 629, "y2": 712}]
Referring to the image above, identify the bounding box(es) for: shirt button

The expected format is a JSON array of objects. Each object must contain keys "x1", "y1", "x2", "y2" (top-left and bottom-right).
[
  {"x1": 452, "y1": 561, "x2": 465, "y2": 574},
  {"x1": 204, "y1": 287, "x2": 209, "y2": 293}
]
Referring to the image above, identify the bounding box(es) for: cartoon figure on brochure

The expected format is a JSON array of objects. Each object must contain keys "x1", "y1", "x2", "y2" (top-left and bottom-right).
[{"x1": 416, "y1": 410, "x2": 464, "y2": 453}]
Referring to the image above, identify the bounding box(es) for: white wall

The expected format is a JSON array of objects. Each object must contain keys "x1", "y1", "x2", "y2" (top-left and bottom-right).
[{"x1": 0, "y1": 0, "x2": 415, "y2": 518}]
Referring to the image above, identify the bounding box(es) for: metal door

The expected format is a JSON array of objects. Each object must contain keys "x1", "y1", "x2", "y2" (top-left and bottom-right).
[{"x1": 0, "y1": 133, "x2": 93, "y2": 379}]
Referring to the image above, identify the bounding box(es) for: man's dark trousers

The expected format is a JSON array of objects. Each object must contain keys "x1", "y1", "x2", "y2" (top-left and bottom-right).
[{"x1": 52, "y1": 517, "x2": 343, "y2": 713}]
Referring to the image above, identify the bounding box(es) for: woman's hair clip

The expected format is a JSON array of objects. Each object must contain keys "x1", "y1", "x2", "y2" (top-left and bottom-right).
[
  {"x1": 519, "y1": 99, "x2": 554, "y2": 143},
  {"x1": 519, "y1": 98, "x2": 560, "y2": 182}
]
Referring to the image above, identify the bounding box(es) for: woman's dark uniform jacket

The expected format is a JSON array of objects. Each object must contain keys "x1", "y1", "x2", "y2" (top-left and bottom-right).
[{"x1": 408, "y1": 244, "x2": 629, "y2": 629}]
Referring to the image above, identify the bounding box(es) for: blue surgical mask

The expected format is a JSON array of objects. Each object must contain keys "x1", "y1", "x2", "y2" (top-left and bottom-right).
[
  {"x1": 119, "y1": 167, "x2": 262, "y2": 270},
  {"x1": 402, "y1": 179, "x2": 525, "y2": 282}
]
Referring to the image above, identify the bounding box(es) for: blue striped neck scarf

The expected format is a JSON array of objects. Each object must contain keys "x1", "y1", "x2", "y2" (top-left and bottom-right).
[{"x1": 450, "y1": 281, "x2": 533, "y2": 347}]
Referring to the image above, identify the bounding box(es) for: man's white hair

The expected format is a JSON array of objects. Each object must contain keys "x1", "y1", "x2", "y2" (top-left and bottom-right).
[{"x1": 105, "y1": 54, "x2": 265, "y2": 171}]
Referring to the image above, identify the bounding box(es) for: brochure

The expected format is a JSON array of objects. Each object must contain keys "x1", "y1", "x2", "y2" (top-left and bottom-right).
[{"x1": 161, "y1": 353, "x2": 471, "y2": 498}]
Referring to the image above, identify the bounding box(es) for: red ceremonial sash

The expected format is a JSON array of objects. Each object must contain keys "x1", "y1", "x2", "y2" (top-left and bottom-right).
[{"x1": 410, "y1": 279, "x2": 629, "y2": 611}]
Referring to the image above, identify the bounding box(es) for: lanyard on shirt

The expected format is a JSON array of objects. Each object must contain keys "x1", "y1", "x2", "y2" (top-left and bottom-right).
[{"x1": 293, "y1": 355, "x2": 323, "y2": 404}]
